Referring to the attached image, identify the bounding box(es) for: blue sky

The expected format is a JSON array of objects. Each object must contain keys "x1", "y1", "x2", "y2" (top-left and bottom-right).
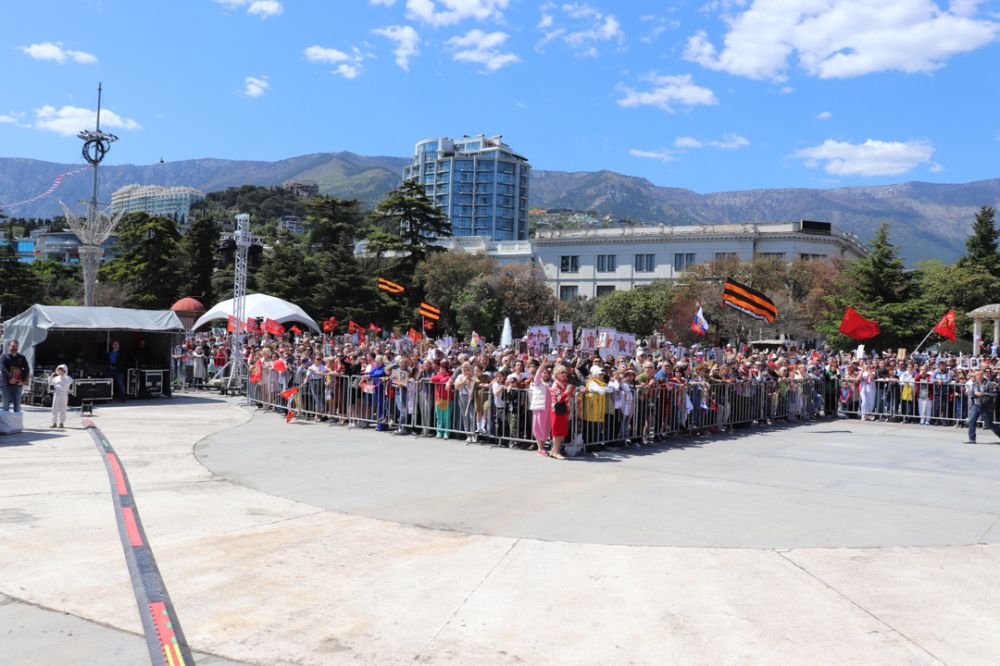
[{"x1": 2, "y1": 0, "x2": 999, "y2": 193}]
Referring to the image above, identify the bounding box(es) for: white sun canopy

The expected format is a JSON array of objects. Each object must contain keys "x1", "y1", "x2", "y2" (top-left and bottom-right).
[{"x1": 193, "y1": 293, "x2": 320, "y2": 332}]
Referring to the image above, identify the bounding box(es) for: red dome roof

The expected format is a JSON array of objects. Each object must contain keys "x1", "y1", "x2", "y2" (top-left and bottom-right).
[{"x1": 171, "y1": 297, "x2": 206, "y2": 313}]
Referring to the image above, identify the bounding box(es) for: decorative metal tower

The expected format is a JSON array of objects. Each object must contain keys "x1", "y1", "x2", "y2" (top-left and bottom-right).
[
  {"x1": 223, "y1": 213, "x2": 262, "y2": 390},
  {"x1": 59, "y1": 83, "x2": 124, "y2": 307}
]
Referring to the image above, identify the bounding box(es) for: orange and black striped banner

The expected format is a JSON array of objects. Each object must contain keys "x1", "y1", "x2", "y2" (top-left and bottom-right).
[
  {"x1": 418, "y1": 302, "x2": 441, "y2": 320},
  {"x1": 377, "y1": 277, "x2": 405, "y2": 294},
  {"x1": 722, "y1": 278, "x2": 777, "y2": 323}
]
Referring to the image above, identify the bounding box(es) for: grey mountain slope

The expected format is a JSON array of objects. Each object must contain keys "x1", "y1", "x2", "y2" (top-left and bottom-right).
[{"x1": 1, "y1": 153, "x2": 997, "y2": 263}]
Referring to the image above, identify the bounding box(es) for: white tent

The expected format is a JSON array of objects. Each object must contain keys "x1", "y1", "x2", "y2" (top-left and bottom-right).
[{"x1": 193, "y1": 293, "x2": 320, "y2": 332}]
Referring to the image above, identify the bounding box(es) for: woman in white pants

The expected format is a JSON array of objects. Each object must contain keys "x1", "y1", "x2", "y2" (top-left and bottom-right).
[{"x1": 48, "y1": 364, "x2": 74, "y2": 428}]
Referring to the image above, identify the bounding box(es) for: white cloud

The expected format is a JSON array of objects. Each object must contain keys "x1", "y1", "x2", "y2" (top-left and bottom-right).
[
  {"x1": 248, "y1": 0, "x2": 283, "y2": 17},
  {"x1": 447, "y1": 29, "x2": 519, "y2": 72},
  {"x1": 373, "y1": 25, "x2": 420, "y2": 71},
  {"x1": 616, "y1": 73, "x2": 718, "y2": 112},
  {"x1": 674, "y1": 136, "x2": 704, "y2": 148},
  {"x1": 406, "y1": 0, "x2": 509, "y2": 27},
  {"x1": 537, "y1": 2, "x2": 624, "y2": 56},
  {"x1": 304, "y1": 45, "x2": 365, "y2": 78},
  {"x1": 244, "y1": 75, "x2": 270, "y2": 97},
  {"x1": 629, "y1": 148, "x2": 677, "y2": 162},
  {"x1": 674, "y1": 132, "x2": 750, "y2": 149},
  {"x1": 685, "y1": 0, "x2": 999, "y2": 80},
  {"x1": 370, "y1": 0, "x2": 397, "y2": 5},
  {"x1": 791, "y1": 138, "x2": 935, "y2": 176},
  {"x1": 34, "y1": 105, "x2": 140, "y2": 137},
  {"x1": 214, "y1": 0, "x2": 283, "y2": 18},
  {"x1": 929, "y1": 162, "x2": 945, "y2": 172},
  {"x1": 779, "y1": 85, "x2": 795, "y2": 94},
  {"x1": 19, "y1": 42, "x2": 97, "y2": 64},
  {"x1": 816, "y1": 111, "x2": 832, "y2": 120},
  {"x1": 0, "y1": 111, "x2": 30, "y2": 128}
]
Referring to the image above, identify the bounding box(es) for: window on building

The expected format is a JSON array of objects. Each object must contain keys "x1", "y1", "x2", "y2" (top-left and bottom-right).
[
  {"x1": 634, "y1": 253, "x2": 656, "y2": 272},
  {"x1": 673, "y1": 253, "x2": 696, "y2": 271},
  {"x1": 799, "y1": 253, "x2": 826, "y2": 261},
  {"x1": 759, "y1": 252, "x2": 786, "y2": 261},
  {"x1": 560, "y1": 285, "x2": 579, "y2": 301},
  {"x1": 595, "y1": 285, "x2": 616, "y2": 297},
  {"x1": 714, "y1": 252, "x2": 738, "y2": 262},
  {"x1": 560, "y1": 255, "x2": 580, "y2": 273},
  {"x1": 596, "y1": 254, "x2": 617, "y2": 272}
]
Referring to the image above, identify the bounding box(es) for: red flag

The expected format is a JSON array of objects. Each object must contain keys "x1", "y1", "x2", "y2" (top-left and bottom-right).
[
  {"x1": 226, "y1": 315, "x2": 238, "y2": 332},
  {"x1": 424, "y1": 319, "x2": 434, "y2": 331},
  {"x1": 246, "y1": 317, "x2": 259, "y2": 333},
  {"x1": 272, "y1": 359, "x2": 287, "y2": 373},
  {"x1": 368, "y1": 323, "x2": 382, "y2": 334},
  {"x1": 839, "y1": 307, "x2": 880, "y2": 340},
  {"x1": 322, "y1": 316, "x2": 338, "y2": 332},
  {"x1": 347, "y1": 320, "x2": 363, "y2": 334},
  {"x1": 933, "y1": 309, "x2": 957, "y2": 342},
  {"x1": 285, "y1": 410, "x2": 295, "y2": 423},
  {"x1": 263, "y1": 318, "x2": 285, "y2": 336},
  {"x1": 280, "y1": 385, "x2": 299, "y2": 401},
  {"x1": 290, "y1": 324, "x2": 303, "y2": 335},
  {"x1": 408, "y1": 327, "x2": 422, "y2": 343}
]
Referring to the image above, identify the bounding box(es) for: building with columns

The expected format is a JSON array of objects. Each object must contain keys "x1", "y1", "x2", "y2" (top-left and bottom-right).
[
  {"x1": 357, "y1": 219, "x2": 867, "y2": 300},
  {"x1": 968, "y1": 304, "x2": 1000, "y2": 356}
]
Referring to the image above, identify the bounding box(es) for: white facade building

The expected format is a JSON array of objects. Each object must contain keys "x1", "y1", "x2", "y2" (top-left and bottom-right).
[
  {"x1": 356, "y1": 220, "x2": 866, "y2": 300},
  {"x1": 110, "y1": 184, "x2": 205, "y2": 228}
]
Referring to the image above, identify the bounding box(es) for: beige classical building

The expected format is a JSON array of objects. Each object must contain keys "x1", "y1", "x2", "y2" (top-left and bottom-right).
[
  {"x1": 968, "y1": 304, "x2": 1000, "y2": 356},
  {"x1": 358, "y1": 220, "x2": 865, "y2": 300}
]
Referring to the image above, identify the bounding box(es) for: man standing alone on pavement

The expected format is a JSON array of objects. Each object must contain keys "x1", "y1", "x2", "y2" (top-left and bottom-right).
[
  {"x1": 965, "y1": 368, "x2": 1000, "y2": 444},
  {"x1": 1, "y1": 340, "x2": 31, "y2": 413}
]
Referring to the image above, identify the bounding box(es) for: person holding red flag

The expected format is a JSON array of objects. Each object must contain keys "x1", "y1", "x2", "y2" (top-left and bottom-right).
[{"x1": 933, "y1": 310, "x2": 957, "y2": 342}]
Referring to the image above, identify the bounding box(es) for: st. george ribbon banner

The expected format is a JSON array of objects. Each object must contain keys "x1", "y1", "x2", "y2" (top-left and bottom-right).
[{"x1": 722, "y1": 278, "x2": 778, "y2": 324}]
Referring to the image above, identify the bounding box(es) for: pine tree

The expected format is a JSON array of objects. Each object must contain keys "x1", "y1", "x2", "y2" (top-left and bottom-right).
[
  {"x1": 0, "y1": 213, "x2": 41, "y2": 316},
  {"x1": 100, "y1": 212, "x2": 183, "y2": 309},
  {"x1": 824, "y1": 222, "x2": 928, "y2": 349},
  {"x1": 255, "y1": 229, "x2": 309, "y2": 306},
  {"x1": 373, "y1": 179, "x2": 450, "y2": 282},
  {"x1": 178, "y1": 212, "x2": 221, "y2": 305},
  {"x1": 959, "y1": 205, "x2": 1000, "y2": 275}
]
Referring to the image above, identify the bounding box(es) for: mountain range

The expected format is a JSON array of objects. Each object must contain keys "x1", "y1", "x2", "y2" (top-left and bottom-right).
[{"x1": 2, "y1": 152, "x2": 998, "y2": 264}]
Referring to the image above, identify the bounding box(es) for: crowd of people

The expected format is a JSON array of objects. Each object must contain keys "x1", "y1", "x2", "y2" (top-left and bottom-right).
[{"x1": 168, "y1": 328, "x2": 1000, "y2": 454}]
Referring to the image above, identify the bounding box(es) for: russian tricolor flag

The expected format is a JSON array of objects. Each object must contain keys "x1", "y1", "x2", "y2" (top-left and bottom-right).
[{"x1": 690, "y1": 306, "x2": 709, "y2": 336}]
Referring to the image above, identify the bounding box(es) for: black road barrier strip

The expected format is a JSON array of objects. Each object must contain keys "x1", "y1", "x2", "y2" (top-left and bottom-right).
[{"x1": 84, "y1": 419, "x2": 194, "y2": 666}]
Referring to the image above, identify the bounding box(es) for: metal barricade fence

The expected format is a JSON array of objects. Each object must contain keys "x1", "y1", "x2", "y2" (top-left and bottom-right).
[{"x1": 835, "y1": 379, "x2": 997, "y2": 426}]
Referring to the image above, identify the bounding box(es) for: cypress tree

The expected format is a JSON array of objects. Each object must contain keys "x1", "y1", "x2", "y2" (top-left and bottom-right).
[{"x1": 959, "y1": 205, "x2": 1000, "y2": 275}]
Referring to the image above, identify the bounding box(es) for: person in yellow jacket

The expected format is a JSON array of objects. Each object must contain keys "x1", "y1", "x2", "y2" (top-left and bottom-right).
[{"x1": 583, "y1": 365, "x2": 613, "y2": 443}]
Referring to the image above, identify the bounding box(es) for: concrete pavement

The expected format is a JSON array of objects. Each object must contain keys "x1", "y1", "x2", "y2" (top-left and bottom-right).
[{"x1": 1, "y1": 395, "x2": 999, "y2": 665}]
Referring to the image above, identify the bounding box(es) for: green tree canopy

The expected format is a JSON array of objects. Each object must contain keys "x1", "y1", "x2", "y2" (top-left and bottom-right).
[
  {"x1": 958, "y1": 205, "x2": 999, "y2": 276},
  {"x1": 414, "y1": 250, "x2": 498, "y2": 332},
  {"x1": 372, "y1": 179, "x2": 450, "y2": 282},
  {"x1": 178, "y1": 212, "x2": 221, "y2": 305},
  {"x1": 821, "y1": 222, "x2": 927, "y2": 349},
  {"x1": 592, "y1": 281, "x2": 675, "y2": 336},
  {"x1": 100, "y1": 212, "x2": 182, "y2": 309},
  {"x1": 0, "y1": 213, "x2": 41, "y2": 316}
]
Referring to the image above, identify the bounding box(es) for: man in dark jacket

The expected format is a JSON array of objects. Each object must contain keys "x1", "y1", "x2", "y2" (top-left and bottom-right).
[
  {"x1": 965, "y1": 368, "x2": 1000, "y2": 444},
  {"x1": 1, "y1": 340, "x2": 31, "y2": 413}
]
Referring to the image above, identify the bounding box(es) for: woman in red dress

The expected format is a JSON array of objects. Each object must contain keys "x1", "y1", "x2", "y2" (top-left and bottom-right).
[{"x1": 549, "y1": 364, "x2": 575, "y2": 460}]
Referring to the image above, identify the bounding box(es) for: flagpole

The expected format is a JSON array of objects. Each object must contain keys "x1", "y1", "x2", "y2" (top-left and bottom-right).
[{"x1": 913, "y1": 327, "x2": 937, "y2": 354}]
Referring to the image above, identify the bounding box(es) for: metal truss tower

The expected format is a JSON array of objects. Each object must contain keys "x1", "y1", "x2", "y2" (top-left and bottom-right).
[{"x1": 223, "y1": 213, "x2": 262, "y2": 391}]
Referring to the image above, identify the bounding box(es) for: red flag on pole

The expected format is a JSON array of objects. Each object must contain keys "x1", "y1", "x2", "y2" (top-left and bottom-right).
[
  {"x1": 932, "y1": 309, "x2": 957, "y2": 342},
  {"x1": 368, "y1": 323, "x2": 382, "y2": 334},
  {"x1": 290, "y1": 324, "x2": 303, "y2": 335},
  {"x1": 226, "y1": 315, "x2": 238, "y2": 332},
  {"x1": 272, "y1": 359, "x2": 287, "y2": 373},
  {"x1": 423, "y1": 319, "x2": 434, "y2": 332},
  {"x1": 246, "y1": 317, "x2": 259, "y2": 333},
  {"x1": 263, "y1": 318, "x2": 285, "y2": 336},
  {"x1": 322, "y1": 316, "x2": 338, "y2": 332},
  {"x1": 347, "y1": 320, "x2": 362, "y2": 334},
  {"x1": 280, "y1": 385, "x2": 299, "y2": 401},
  {"x1": 285, "y1": 410, "x2": 295, "y2": 423},
  {"x1": 408, "y1": 327, "x2": 422, "y2": 343},
  {"x1": 839, "y1": 307, "x2": 880, "y2": 340}
]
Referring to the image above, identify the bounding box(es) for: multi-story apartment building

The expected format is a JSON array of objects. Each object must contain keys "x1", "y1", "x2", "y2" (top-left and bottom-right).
[
  {"x1": 402, "y1": 134, "x2": 530, "y2": 241},
  {"x1": 110, "y1": 184, "x2": 205, "y2": 228}
]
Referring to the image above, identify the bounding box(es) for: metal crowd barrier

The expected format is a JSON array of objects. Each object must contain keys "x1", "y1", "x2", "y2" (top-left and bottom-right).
[
  {"x1": 835, "y1": 379, "x2": 999, "y2": 426},
  {"x1": 246, "y1": 369, "x2": 830, "y2": 453}
]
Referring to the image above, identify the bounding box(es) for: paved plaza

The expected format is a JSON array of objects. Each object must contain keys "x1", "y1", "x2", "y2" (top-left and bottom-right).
[{"x1": 2, "y1": 395, "x2": 1000, "y2": 665}]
